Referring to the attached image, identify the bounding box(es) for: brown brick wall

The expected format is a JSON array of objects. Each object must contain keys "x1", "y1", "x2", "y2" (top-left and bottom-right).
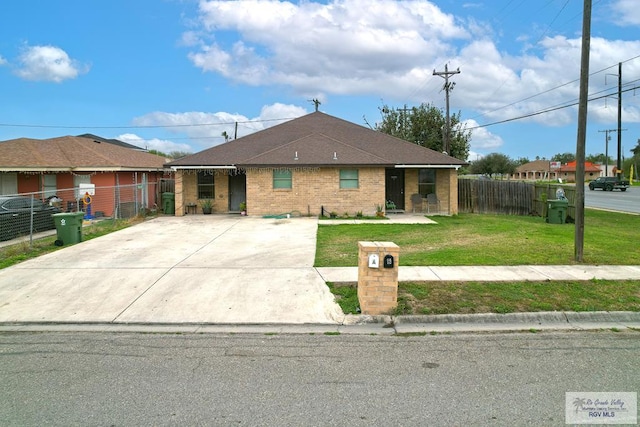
[
  {"x1": 246, "y1": 167, "x2": 385, "y2": 217},
  {"x1": 357, "y1": 241, "x2": 399, "y2": 315},
  {"x1": 175, "y1": 170, "x2": 230, "y2": 216},
  {"x1": 175, "y1": 167, "x2": 459, "y2": 216}
]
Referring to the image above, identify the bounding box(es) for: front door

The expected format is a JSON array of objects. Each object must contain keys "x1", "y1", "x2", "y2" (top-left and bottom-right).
[
  {"x1": 385, "y1": 169, "x2": 404, "y2": 210},
  {"x1": 228, "y1": 173, "x2": 246, "y2": 212}
]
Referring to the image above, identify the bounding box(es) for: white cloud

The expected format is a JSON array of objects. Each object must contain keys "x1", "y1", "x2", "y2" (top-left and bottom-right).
[
  {"x1": 462, "y1": 119, "x2": 503, "y2": 153},
  {"x1": 611, "y1": 0, "x2": 640, "y2": 26},
  {"x1": 116, "y1": 133, "x2": 194, "y2": 155},
  {"x1": 0, "y1": 55, "x2": 7, "y2": 66},
  {"x1": 183, "y1": 1, "x2": 640, "y2": 132},
  {"x1": 132, "y1": 103, "x2": 308, "y2": 149},
  {"x1": 15, "y1": 45, "x2": 88, "y2": 82},
  {"x1": 187, "y1": 0, "x2": 467, "y2": 94}
]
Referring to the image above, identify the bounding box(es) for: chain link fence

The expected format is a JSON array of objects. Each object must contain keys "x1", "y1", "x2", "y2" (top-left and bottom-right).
[{"x1": 1, "y1": 182, "x2": 166, "y2": 245}]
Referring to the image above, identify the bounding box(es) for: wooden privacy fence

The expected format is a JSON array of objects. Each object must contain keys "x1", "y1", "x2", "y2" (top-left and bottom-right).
[{"x1": 458, "y1": 179, "x2": 576, "y2": 219}]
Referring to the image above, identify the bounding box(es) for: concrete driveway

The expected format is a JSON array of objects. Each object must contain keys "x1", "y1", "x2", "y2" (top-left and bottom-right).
[{"x1": 0, "y1": 215, "x2": 344, "y2": 324}]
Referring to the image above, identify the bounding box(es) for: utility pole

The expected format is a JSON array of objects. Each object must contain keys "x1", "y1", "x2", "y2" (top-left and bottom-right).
[
  {"x1": 598, "y1": 129, "x2": 626, "y2": 176},
  {"x1": 433, "y1": 64, "x2": 460, "y2": 155},
  {"x1": 617, "y1": 62, "x2": 623, "y2": 177},
  {"x1": 574, "y1": 0, "x2": 592, "y2": 263},
  {"x1": 398, "y1": 104, "x2": 411, "y2": 140}
]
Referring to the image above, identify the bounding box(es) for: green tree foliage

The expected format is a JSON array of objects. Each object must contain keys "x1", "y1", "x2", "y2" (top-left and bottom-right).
[
  {"x1": 148, "y1": 149, "x2": 168, "y2": 157},
  {"x1": 632, "y1": 139, "x2": 640, "y2": 157},
  {"x1": 148, "y1": 149, "x2": 192, "y2": 160},
  {"x1": 551, "y1": 152, "x2": 575, "y2": 163},
  {"x1": 375, "y1": 103, "x2": 471, "y2": 161},
  {"x1": 585, "y1": 153, "x2": 613, "y2": 164},
  {"x1": 469, "y1": 153, "x2": 517, "y2": 178},
  {"x1": 168, "y1": 151, "x2": 192, "y2": 160},
  {"x1": 515, "y1": 157, "x2": 530, "y2": 166}
]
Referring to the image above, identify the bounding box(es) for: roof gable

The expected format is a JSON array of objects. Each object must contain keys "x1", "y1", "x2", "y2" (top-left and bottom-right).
[{"x1": 169, "y1": 112, "x2": 466, "y2": 168}]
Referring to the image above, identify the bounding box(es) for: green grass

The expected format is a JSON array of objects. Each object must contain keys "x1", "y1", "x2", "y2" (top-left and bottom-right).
[
  {"x1": 0, "y1": 217, "x2": 143, "y2": 269},
  {"x1": 330, "y1": 280, "x2": 640, "y2": 315},
  {"x1": 315, "y1": 210, "x2": 640, "y2": 266}
]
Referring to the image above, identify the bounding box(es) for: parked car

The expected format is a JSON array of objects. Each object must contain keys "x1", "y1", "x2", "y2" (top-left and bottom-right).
[
  {"x1": 588, "y1": 177, "x2": 630, "y2": 192},
  {"x1": 0, "y1": 196, "x2": 62, "y2": 241}
]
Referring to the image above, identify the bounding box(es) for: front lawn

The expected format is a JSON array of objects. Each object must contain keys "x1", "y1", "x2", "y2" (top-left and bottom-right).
[{"x1": 315, "y1": 210, "x2": 640, "y2": 266}]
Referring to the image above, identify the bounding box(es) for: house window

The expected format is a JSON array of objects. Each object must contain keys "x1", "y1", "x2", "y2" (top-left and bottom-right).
[
  {"x1": 418, "y1": 169, "x2": 436, "y2": 196},
  {"x1": 273, "y1": 169, "x2": 292, "y2": 189},
  {"x1": 43, "y1": 174, "x2": 57, "y2": 198},
  {"x1": 197, "y1": 171, "x2": 215, "y2": 199},
  {"x1": 339, "y1": 169, "x2": 359, "y2": 189}
]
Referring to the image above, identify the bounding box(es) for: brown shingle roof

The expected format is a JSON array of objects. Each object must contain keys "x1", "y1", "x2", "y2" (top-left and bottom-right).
[
  {"x1": 168, "y1": 112, "x2": 467, "y2": 168},
  {"x1": 0, "y1": 136, "x2": 168, "y2": 172},
  {"x1": 515, "y1": 160, "x2": 553, "y2": 172}
]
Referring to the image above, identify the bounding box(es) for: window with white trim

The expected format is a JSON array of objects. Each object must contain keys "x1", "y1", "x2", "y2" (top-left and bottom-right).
[
  {"x1": 339, "y1": 169, "x2": 359, "y2": 189},
  {"x1": 273, "y1": 169, "x2": 292, "y2": 189}
]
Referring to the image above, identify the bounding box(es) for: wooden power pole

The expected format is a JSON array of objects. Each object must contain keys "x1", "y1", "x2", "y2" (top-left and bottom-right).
[
  {"x1": 574, "y1": 0, "x2": 592, "y2": 263},
  {"x1": 433, "y1": 64, "x2": 460, "y2": 155}
]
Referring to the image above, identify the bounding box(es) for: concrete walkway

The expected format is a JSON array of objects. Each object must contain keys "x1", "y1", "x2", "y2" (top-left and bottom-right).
[{"x1": 1, "y1": 214, "x2": 639, "y2": 333}]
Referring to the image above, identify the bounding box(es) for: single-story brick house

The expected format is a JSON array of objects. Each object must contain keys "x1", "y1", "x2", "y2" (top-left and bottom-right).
[
  {"x1": 512, "y1": 160, "x2": 560, "y2": 181},
  {"x1": 512, "y1": 160, "x2": 601, "y2": 182},
  {"x1": 557, "y1": 161, "x2": 602, "y2": 182},
  {"x1": 0, "y1": 135, "x2": 172, "y2": 217},
  {"x1": 168, "y1": 112, "x2": 467, "y2": 217}
]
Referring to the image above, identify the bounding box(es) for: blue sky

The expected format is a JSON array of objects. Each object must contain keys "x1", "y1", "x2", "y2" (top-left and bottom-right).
[{"x1": 1, "y1": 0, "x2": 639, "y2": 162}]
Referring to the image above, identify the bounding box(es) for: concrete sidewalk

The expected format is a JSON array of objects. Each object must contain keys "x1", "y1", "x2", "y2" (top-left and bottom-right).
[
  {"x1": 317, "y1": 265, "x2": 640, "y2": 283},
  {"x1": 1, "y1": 214, "x2": 639, "y2": 334}
]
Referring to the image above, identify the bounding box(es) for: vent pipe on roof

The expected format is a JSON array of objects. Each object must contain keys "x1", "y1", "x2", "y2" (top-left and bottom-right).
[
  {"x1": 333, "y1": 152, "x2": 337, "y2": 160},
  {"x1": 294, "y1": 151, "x2": 298, "y2": 161}
]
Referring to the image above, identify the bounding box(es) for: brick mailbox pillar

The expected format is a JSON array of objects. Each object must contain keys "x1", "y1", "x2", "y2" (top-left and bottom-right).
[{"x1": 357, "y1": 241, "x2": 399, "y2": 315}]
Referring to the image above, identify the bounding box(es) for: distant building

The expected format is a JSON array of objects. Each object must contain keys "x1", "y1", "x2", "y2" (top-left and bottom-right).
[
  {"x1": 512, "y1": 160, "x2": 559, "y2": 180},
  {"x1": 557, "y1": 161, "x2": 601, "y2": 182},
  {"x1": 512, "y1": 160, "x2": 601, "y2": 182}
]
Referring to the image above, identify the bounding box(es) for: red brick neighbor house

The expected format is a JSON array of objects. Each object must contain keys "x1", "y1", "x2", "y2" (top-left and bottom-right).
[
  {"x1": 167, "y1": 112, "x2": 467, "y2": 217},
  {"x1": 0, "y1": 135, "x2": 172, "y2": 217}
]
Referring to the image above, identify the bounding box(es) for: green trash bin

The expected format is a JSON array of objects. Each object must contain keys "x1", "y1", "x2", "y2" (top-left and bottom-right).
[
  {"x1": 162, "y1": 192, "x2": 175, "y2": 215},
  {"x1": 546, "y1": 199, "x2": 568, "y2": 224},
  {"x1": 52, "y1": 212, "x2": 84, "y2": 245}
]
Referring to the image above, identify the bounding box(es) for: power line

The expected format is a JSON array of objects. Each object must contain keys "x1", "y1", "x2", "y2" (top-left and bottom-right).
[
  {"x1": 466, "y1": 84, "x2": 640, "y2": 130},
  {"x1": 0, "y1": 117, "x2": 297, "y2": 130},
  {"x1": 468, "y1": 55, "x2": 640, "y2": 122}
]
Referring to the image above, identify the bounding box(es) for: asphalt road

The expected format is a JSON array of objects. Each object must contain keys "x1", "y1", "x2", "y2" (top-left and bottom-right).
[
  {"x1": 584, "y1": 184, "x2": 640, "y2": 214},
  {"x1": 1, "y1": 331, "x2": 638, "y2": 426}
]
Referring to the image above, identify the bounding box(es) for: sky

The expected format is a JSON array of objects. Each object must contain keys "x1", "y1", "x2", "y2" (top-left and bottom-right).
[{"x1": 1, "y1": 0, "x2": 639, "y2": 163}]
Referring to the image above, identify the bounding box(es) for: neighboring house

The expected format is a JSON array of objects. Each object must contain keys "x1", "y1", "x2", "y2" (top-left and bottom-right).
[
  {"x1": 76, "y1": 133, "x2": 149, "y2": 151},
  {"x1": 557, "y1": 161, "x2": 601, "y2": 182},
  {"x1": 0, "y1": 135, "x2": 172, "y2": 217},
  {"x1": 512, "y1": 160, "x2": 560, "y2": 180},
  {"x1": 167, "y1": 112, "x2": 467, "y2": 217},
  {"x1": 512, "y1": 160, "x2": 601, "y2": 182}
]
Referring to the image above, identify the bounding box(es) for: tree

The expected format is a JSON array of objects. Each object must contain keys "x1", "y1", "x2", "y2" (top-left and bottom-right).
[
  {"x1": 515, "y1": 157, "x2": 530, "y2": 166},
  {"x1": 469, "y1": 153, "x2": 517, "y2": 178},
  {"x1": 148, "y1": 149, "x2": 168, "y2": 157},
  {"x1": 585, "y1": 153, "x2": 613, "y2": 164},
  {"x1": 375, "y1": 103, "x2": 471, "y2": 161},
  {"x1": 551, "y1": 152, "x2": 575, "y2": 163},
  {"x1": 168, "y1": 151, "x2": 192, "y2": 160}
]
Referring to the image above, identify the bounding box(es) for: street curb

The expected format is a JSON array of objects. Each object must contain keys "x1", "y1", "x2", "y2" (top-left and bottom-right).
[
  {"x1": 392, "y1": 311, "x2": 640, "y2": 325},
  {"x1": 1, "y1": 312, "x2": 638, "y2": 335}
]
